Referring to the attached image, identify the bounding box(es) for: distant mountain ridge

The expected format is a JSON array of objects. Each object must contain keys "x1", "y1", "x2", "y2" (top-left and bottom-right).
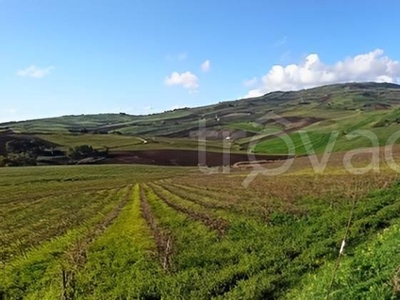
[{"x1": 2, "y1": 82, "x2": 400, "y2": 136}]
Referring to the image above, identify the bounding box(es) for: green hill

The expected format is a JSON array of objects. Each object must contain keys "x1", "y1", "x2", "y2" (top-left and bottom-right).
[{"x1": 2, "y1": 82, "x2": 400, "y2": 156}]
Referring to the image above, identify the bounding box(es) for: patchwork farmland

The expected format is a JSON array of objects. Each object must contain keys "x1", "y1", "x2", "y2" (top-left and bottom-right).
[{"x1": 2, "y1": 83, "x2": 400, "y2": 299}]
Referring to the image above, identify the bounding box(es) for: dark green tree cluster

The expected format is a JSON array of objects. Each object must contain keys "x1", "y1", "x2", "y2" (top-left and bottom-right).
[
  {"x1": 67, "y1": 145, "x2": 108, "y2": 162},
  {"x1": 1, "y1": 139, "x2": 48, "y2": 166}
]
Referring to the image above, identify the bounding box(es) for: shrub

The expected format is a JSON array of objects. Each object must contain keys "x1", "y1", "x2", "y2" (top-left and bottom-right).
[
  {"x1": 67, "y1": 145, "x2": 100, "y2": 160},
  {"x1": 6, "y1": 152, "x2": 37, "y2": 166},
  {"x1": 0, "y1": 155, "x2": 6, "y2": 167}
]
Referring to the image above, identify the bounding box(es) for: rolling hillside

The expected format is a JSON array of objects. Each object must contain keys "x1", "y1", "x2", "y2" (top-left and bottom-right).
[
  {"x1": 2, "y1": 82, "x2": 400, "y2": 159},
  {"x1": 2, "y1": 83, "x2": 400, "y2": 299}
]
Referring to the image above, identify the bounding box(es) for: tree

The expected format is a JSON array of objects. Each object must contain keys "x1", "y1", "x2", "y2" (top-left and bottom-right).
[
  {"x1": 67, "y1": 145, "x2": 99, "y2": 160},
  {"x1": 5, "y1": 139, "x2": 47, "y2": 156},
  {"x1": 6, "y1": 153, "x2": 37, "y2": 166},
  {"x1": 4, "y1": 139, "x2": 44, "y2": 166}
]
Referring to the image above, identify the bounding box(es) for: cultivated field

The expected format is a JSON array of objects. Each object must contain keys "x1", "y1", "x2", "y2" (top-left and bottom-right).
[{"x1": 1, "y1": 154, "x2": 400, "y2": 299}]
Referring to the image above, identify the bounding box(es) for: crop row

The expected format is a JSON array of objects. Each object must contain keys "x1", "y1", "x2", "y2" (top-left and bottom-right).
[
  {"x1": 160, "y1": 181, "x2": 277, "y2": 221},
  {"x1": 142, "y1": 180, "x2": 400, "y2": 299},
  {"x1": 147, "y1": 183, "x2": 228, "y2": 236},
  {"x1": 0, "y1": 186, "x2": 132, "y2": 299},
  {"x1": 2, "y1": 173, "x2": 400, "y2": 299},
  {"x1": 71, "y1": 184, "x2": 161, "y2": 299},
  {"x1": 0, "y1": 188, "x2": 128, "y2": 264},
  {"x1": 141, "y1": 184, "x2": 252, "y2": 298},
  {"x1": 139, "y1": 185, "x2": 173, "y2": 271}
]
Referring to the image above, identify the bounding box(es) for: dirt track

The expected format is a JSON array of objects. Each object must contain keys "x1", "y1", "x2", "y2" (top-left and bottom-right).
[{"x1": 106, "y1": 149, "x2": 287, "y2": 166}]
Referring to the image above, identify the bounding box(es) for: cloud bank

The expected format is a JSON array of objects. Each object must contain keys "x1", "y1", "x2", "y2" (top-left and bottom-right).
[
  {"x1": 245, "y1": 49, "x2": 400, "y2": 98},
  {"x1": 17, "y1": 65, "x2": 54, "y2": 78},
  {"x1": 165, "y1": 71, "x2": 199, "y2": 91}
]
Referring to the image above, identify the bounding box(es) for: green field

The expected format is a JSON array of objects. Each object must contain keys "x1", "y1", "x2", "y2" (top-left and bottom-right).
[
  {"x1": 2, "y1": 83, "x2": 400, "y2": 298},
  {"x1": 34, "y1": 134, "x2": 235, "y2": 153},
  {"x1": 36, "y1": 134, "x2": 144, "y2": 150},
  {"x1": 1, "y1": 163, "x2": 400, "y2": 299},
  {"x1": 252, "y1": 110, "x2": 400, "y2": 154},
  {"x1": 3, "y1": 82, "x2": 400, "y2": 159}
]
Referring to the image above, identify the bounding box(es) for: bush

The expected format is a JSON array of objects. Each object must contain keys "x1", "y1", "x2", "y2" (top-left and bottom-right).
[
  {"x1": 0, "y1": 156, "x2": 6, "y2": 167},
  {"x1": 67, "y1": 145, "x2": 99, "y2": 160},
  {"x1": 6, "y1": 153, "x2": 37, "y2": 166},
  {"x1": 80, "y1": 128, "x2": 89, "y2": 134},
  {"x1": 5, "y1": 139, "x2": 48, "y2": 156}
]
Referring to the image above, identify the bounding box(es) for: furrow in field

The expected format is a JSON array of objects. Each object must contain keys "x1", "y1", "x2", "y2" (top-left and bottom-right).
[
  {"x1": 167, "y1": 180, "x2": 238, "y2": 198},
  {"x1": 0, "y1": 184, "x2": 126, "y2": 205},
  {"x1": 169, "y1": 180, "x2": 310, "y2": 220},
  {"x1": 169, "y1": 181, "x2": 265, "y2": 207},
  {"x1": 60, "y1": 186, "x2": 133, "y2": 299},
  {"x1": 159, "y1": 183, "x2": 233, "y2": 210},
  {"x1": 142, "y1": 184, "x2": 276, "y2": 299},
  {"x1": 2, "y1": 188, "x2": 119, "y2": 218},
  {"x1": 167, "y1": 181, "x2": 252, "y2": 207},
  {"x1": 0, "y1": 186, "x2": 131, "y2": 299},
  {"x1": 64, "y1": 185, "x2": 132, "y2": 269},
  {"x1": 161, "y1": 182, "x2": 271, "y2": 221},
  {"x1": 147, "y1": 183, "x2": 228, "y2": 237},
  {"x1": 139, "y1": 184, "x2": 173, "y2": 271},
  {"x1": 0, "y1": 188, "x2": 122, "y2": 264},
  {"x1": 71, "y1": 184, "x2": 161, "y2": 299}
]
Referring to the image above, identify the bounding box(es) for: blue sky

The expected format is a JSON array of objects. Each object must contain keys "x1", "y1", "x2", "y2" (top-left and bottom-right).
[{"x1": 1, "y1": 0, "x2": 400, "y2": 122}]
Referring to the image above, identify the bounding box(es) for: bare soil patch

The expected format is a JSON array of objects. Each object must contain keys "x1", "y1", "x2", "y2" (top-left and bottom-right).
[{"x1": 106, "y1": 149, "x2": 287, "y2": 166}]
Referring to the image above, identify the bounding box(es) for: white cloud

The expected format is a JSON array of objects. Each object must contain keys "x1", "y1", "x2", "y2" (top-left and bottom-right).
[
  {"x1": 165, "y1": 71, "x2": 199, "y2": 91},
  {"x1": 144, "y1": 105, "x2": 153, "y2": 111},
  {"x1": 17, "y1": 65, "x2": 54, "y2": 78},
  {"x1": 245, "y1": 49, "x2": 400, "y2": 98},
  {"x1": 201, "y1": 60, "x2": 211, "y2": 72},
  {"x1": 244, "y1": 77, "x2": 258, "y2": 88}
]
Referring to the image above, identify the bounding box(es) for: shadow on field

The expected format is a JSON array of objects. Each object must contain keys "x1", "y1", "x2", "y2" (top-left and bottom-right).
[{"x1": 106, "y1": 149, "x2": 288, "y2": 166}]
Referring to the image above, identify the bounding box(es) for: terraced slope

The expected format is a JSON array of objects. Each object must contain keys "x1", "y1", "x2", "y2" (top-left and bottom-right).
[{"x1": 2, "y1": 82, "x2": 400, "y2": 158}]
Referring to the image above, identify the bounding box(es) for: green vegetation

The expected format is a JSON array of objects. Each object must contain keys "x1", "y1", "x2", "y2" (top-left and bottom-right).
[
  {"x1": 2, "y1": 82, "x2": 400, "y2": 158},
  {"x1": 67, "y1": 144, "x2": 106, "y2": 161},
  {"x1": 286, "y1": 220, "x2": 400, "y2": 299},
  {"x1": 0, "y1": 138, "x2": 56, "y2": 166},
  {"x1": 2, "y1": 82, "x2": 400, "y2": 298},
  {"x1": 226, "y1": 122, "x2": 265, "y2": 133},
  {"x1": 252, "y1": 110, "x2": 400, "y2": 154},
  {"x1": 1, "y1": 164, "x2": 400, "y2": 299},
  {"x1": 72, "y1": 185, "x2": 162, "y2": 299},
  {"x1": 37, "y1": 133, "x2": 143, "y2": 150}
]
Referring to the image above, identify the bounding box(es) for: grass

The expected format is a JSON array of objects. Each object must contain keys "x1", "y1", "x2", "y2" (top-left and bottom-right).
[
  {"x1": 73, "y1": 185, "x2": 162, "y2": 299},
  {"x1": 0, "y1": 187, "x2": 128, "y2": 299},
  {"x1": 2, "y1": 83, "x2": 400, "y2": 158},
  {"x1": 252, "y1": 110, "x2": 400, "y2": 154},
  {"x1": 0, "y1": 188, "x2": 120, "y2": 262},
  {"x1": 225, "y1": 122, "x2": 282, "y2": 134},
  {"x1": 37, "y1": 133, "x2": 143, "y2": 150},
  {"x1": 285, "y1": 208, "x2": 400, "y2": 299},
  {"x1": 1, "y1": 157, "x2": 400, "y2": 298}
]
